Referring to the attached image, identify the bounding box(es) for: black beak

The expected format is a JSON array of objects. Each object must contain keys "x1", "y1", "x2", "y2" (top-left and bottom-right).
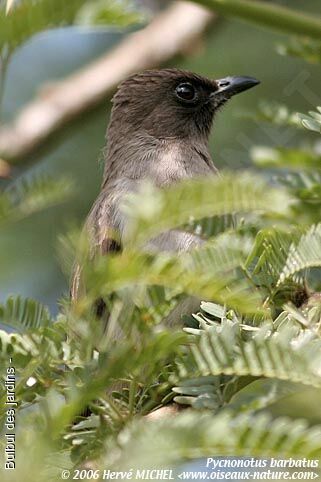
[{"x1": 212, "y1": 76, "x2": 260, "y2": 97}]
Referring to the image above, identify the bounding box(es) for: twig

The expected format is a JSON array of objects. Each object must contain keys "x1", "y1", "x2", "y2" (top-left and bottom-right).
[
  {"x1": 193, "y1": 0, "x2": 321, "y2": 39},
  {"x1": 0, "y1": 157, "x2": 10, "y2": 177},
  {"x1": 0, "y1": 47, "x2": 11, "y2": 120},
  {"x1": 0, "y1": 1, "x2": 214, "y2": 163}
]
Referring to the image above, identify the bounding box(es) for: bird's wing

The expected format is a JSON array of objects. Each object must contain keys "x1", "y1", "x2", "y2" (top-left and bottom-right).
[{"x1": 70, "y1": 187, "x2": 122, "y2": 302}]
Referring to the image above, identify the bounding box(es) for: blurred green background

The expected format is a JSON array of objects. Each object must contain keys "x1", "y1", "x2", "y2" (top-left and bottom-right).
[{"x1": 0, "y1": 0, "x2": 320, "y2": 313}]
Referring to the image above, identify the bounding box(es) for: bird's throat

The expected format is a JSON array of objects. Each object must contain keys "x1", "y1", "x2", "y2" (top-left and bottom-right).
[{"x1": 103, "y1": 135, "x2": 216, "y2": 188}]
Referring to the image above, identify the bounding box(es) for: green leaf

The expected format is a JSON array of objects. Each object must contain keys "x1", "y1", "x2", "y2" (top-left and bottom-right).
[
  {"x1": 298, "y1": 107, "x2": 321, "y2": 133},
  {"x1": 280, "y1": 172, "x2": 321, "y2": 210},
  {"x1": 0, "y1": 295, "x2": 51, "y2": 330},
  {"x1": 104, "y1": 411, "x2": 321, "y2": 468},
  {"x1": 0, "y1": 0, "x2": 88, "y2": 51},
  {"x1": 0, "y1": 175, "x2": 73, "y2": 225},
  {"x1": 245, "y1": 227, "x2": 305, "y2": 301},
  {"x1": 186, "y1": 214, "x2": 236, "y2": 239},
  {"x1": 243, "y1": 101, "x2": 303, "y2": 129},
  {"x1": 228, "y1": 379, "x2": 303, "y2": 413},
  {"x1": 278, "y1": 223, "x2": 321, "y2": 285},
  {"x1": 252, "y1": 146, "x2": 321, "y2": 170},
  {"x1": 76, "y1": 0, "x2": 145, "y2": 28},
  {"x1": 184, "y1": 318, "x2": 321, "y2": 388},
  {"x1": 277, "y1": 38, "x2": 321, "y2": 65},
  {"x1": 123, "y1": 173, "x2": 290, "y2": 248},
  {"x1": 0, "y1": 329, "x2": 37, "y2": 360},
  {"x1": 268, "y1": 386, "x2": 321, "y2": 424},
  {"x1": 86, "y1": 234, "x2": 263, "y2": 315}
]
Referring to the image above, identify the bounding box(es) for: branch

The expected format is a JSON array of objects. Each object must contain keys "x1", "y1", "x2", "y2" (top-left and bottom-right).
[
  {"x1": 0, "y1": 157, "x2": 10, "y2": 178},
  {"x1": 192, "y1": 0, "x2": 321, "y2": 39},
  {"x1": 0, "y1": 1, "x2": 214, "y2": 163}
]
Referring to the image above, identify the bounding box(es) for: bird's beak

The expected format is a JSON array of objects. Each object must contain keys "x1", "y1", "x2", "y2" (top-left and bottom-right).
[{"x1": 212, "y1": 76, "x2": 260, "y2": 97}]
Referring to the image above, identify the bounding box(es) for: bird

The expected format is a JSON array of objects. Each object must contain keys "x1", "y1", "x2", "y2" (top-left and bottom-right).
[{"x1": 70, "y1": 68, "x2": 259, "y2": 321}]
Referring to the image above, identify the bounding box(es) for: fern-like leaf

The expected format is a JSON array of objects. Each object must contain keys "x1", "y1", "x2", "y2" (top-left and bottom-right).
[
  {"x1": 104, "y1": 411, "x2": 321, "y2": 468},
  {"x1": 245, "y1": 227, "x2": 306, "y2": 305},
  {"x1": 123, "y1": 173, "x2": 289, "y2": 247},
  {"x1": 85, "y1": 235, "x2": 262, "y2": 315},
  {"x1": 0, "y1": 175, "x2": 73, "y2": 225},
  {"x1": 182, "y1": 318, "x2": 321, "y2": 388},
  {"x1": 0, "y1": 295, "x2": 51, "y2": 331},
  {"x1": 277, "y1": 38, "x2": 321, "y2": 65},
  {"x1": 278, "y1": 223, "x2": 321, "y2": 284}
]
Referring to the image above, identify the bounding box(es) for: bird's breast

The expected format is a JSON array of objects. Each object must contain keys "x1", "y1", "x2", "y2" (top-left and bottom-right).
[{"x1": 149, "y1": 142, "x2": 215, "y2": 187}]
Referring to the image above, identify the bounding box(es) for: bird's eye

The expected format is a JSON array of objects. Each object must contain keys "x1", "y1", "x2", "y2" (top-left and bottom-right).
[{"x1": 175, "y1": 83, "x2": 197, "y2": 102}]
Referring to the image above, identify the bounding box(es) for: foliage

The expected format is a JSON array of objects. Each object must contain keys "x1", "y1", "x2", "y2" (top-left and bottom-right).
[
  {"x1": 173, "y1": 303, "x2": 321, "y2": 409},
  {"x1": 123, "y1": 173, "x2": 289, "y2": 247},
  {"x1": 0, "y1": 175, "x2": 73, "y2": 226},
  {"x1": 277, "y1": 38, "x2": 321, "y2": 65},
  {"x1": 76, "y1": 0, "x2": 145, "y2": 28},
  {"x1": 192, "y1": 0, "x2": 321, "y2": 40},
  {"x1": 1, "y1": 0, "x2": 321, "y2": 480},
  {"x1": 242, "y1": 100, "x2": 303, "y2": 129},
  {"x1": 0, "y1": 0, "x2": 142, "y2": 53},
  {"x1": 252, "y1": 146, "x2": 321, "y2": 170},
  {"x1": 1, "y1": 0, "x2": 88, "y2": 52},
  {"x1": 104, "y1": 411, "x2": 321, "y2": 469},
  {"x1": 279, "y1": 223, "x2": 321, "y2": 284},
  {"x1": 85, "y1": 231, "x2": 262, "y2": 315},
  {"x1": 299, "y1": 106, "x2": 321, "y2": 133},
  {"x1": 0, "y1": 295, "x2": 51, "y2": 330}
]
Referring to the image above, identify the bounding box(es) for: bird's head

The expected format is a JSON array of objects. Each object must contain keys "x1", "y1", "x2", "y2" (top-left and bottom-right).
[{"x1": 109, "y1": 69, "x2": 259, "y2": 141}]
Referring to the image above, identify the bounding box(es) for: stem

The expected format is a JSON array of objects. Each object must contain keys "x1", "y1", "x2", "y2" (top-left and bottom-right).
[
  {"x1": 128, "y1": 378, "x2": 138, "y2": 417},
  {"x1": 0, "y1": 48, "x2": 11, "y2": 120},
  {"x1": 190, "y1": 0, "x2": 321, "y2": 39},
  {"x1": 105, "y1": 395, "x2": 125, "y2": 421}
]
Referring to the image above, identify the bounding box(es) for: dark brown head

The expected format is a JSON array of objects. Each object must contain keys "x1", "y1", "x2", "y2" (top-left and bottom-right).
[{"x1": 108, "y1": 69, "x2": 259, "y2": 140}]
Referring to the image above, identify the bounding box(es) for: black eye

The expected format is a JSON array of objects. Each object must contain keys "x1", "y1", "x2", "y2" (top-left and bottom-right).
[{"x1": 175, "y1": 82, "x2": 197, "y2": 102}]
